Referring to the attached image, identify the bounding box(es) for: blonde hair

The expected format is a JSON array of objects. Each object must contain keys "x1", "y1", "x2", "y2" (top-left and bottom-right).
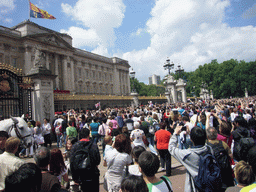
[
  {"x1": 5, "y1": 137, "x2": 20, "y2": 153},
  {"x1": 235, "y1": 160, "x2": 255, "y2": 186},
  {"x1": 104, "y1": 136, "x2": 112, "y2": 145}
]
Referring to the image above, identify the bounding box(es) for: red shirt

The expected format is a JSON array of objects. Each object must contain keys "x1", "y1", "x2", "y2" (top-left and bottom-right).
[{"x1": 155, "y1": 129, "x2": 171, "y2": 150}]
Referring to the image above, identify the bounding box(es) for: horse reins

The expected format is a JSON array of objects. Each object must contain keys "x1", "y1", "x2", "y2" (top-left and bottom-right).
[{"x1": 9, "y1": 123, "x2": 31, "y2": 140}]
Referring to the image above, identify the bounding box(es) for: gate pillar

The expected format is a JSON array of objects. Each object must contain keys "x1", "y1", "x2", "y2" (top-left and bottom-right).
[{"x1": 27, "y1": 48, "x2": 56, "y2": 123}]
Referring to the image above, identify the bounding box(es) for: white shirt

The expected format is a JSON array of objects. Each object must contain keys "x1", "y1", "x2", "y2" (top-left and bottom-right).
[
  {"x1": 130, "y1": 129, "x2": 145, "y2": 148},
  {"x1": 42, "y1": 123, "x2": 51, "y2": 135},
  {"x1": 105, "y1": 148, "x2": 132, "y2": 191},
  {"x1": 190, "y1": 114, "x2": 197, "y2": 126},
  {"x1": 128, "y1": 164, "x2": 141, "y2": 176},
  {"x1": 0, "y1": 152, "x2": 25, "y2": 190},
  {"x1": 54, "y1": 118, "x2": 64, "y2": 128}
]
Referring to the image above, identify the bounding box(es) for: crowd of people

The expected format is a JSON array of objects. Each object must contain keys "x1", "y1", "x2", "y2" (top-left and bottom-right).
[{"x1": 0, "y1": 96, "x2": 256, "y2": 192}]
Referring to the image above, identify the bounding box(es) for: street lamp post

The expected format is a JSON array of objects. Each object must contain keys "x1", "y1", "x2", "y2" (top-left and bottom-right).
[
  {"x1": 130, "y1": 68, "x2": 136, "y2": 93},
  {"x1": 163, "y1": 58, "x2": 174, "y2": 75},
  {"x1": 175, "y1": 64, "x2": 184, "y2": 79},
  {"x1": 129, "y1": 68, "x2": 139, "y2": 107}
]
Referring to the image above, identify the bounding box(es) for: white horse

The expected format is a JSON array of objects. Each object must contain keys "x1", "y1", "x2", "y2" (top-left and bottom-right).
[{"x1": 0, "y1": 115, "x2": 33, "y2": 148}]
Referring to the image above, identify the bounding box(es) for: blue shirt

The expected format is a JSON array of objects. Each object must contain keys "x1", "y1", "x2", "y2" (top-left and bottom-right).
[{"x1": 90, "y1": 122, "x2": 100, "y2": 136}]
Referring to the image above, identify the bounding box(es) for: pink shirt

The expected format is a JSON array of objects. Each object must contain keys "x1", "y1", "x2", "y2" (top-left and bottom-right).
[
  {"x1": 217, "y1": 134, "x2": 232, "y2": 148},
  {"x1": 110, "y1": 119, "x2": 118, "y2": 129}
]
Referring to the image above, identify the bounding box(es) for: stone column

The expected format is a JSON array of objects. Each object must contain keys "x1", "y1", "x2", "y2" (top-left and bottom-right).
[
  {"x1": 62, "y1": 56, "x2": 68, "y2": 90},
  {"x1": 182, "y1": 87, "x2": 187, "y2": 103},
  {"x1": 55, "y1": 54, "x2": 59, "y2": 89},
  {"x1": 46, "y1": 52, "x2": 49, "y2": 70},
  {"x1": 24, "y1": 46, "x2": 32, "y2": 75},
  {"x1": 245, "y1": 88, "x2": 248, "y2": 98},
  {"x1": 131, "y1": 92, "x2": 139, "y2": 108},
  {"x1": 112, "y1": 65, "x2": 120, "y2": 95},
  {"x1": 171, "y1": 85, "x2": 178, "y2": 103},
  {"x1": 126, "y1": 71, "x2": 131, "y2": 95},
  {"x1": 210, "y1": 90, "x2": 214, "y2": 100},
  {"x1": 70, "y1": 58, "x2": 75, "y2": 92}
]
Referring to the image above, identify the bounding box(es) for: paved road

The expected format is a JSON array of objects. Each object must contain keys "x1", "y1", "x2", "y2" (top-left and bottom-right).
[{"x1": 25, "y1": 143, "x2": 186, "y2": 191}]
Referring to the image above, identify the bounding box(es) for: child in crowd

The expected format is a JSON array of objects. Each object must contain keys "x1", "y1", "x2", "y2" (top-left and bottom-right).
[
  {"x1": 103, "y1": 135, "x2": 113, "y2": 157},
  {"x1": 26, "y1": 122, "x2": 34, "y2": 157},
  {"x1": 138, "y1": 151, "x2": 173, "y2": 192},
  {"x1": 128, "y1": 146, "x2": 146, "y2": 176},
  {"x1": 55, "y1": 121, "x2": 62, "y2": 148},
  {"x1": 120, "y1": 175, "x2": 149, "y2": 192},
  {"x1": 63, "y1": 137, "x2": 78, "y2": 191}
]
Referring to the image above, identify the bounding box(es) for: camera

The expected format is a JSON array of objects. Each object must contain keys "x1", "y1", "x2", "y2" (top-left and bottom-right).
[{"x1": 179, "y1": 122, "x2": 187, "y2": 131}]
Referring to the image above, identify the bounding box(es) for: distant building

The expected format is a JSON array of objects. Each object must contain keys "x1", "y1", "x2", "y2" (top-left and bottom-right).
[{"x1": 149, "y1": 74, "x2": 161, "y2": 85}]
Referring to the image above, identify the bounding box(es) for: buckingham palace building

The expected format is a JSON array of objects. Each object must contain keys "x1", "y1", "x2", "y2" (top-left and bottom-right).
[{"x1": 0, "y1": 20, "x2": 131, "y2": 97}]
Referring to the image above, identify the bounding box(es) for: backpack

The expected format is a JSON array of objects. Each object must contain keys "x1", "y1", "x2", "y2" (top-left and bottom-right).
[
  {"x1": 149, "y1": 119, "x2": 157, "y2": 134},
  {"x1": 153, "y1": 121, "x2": 160, "y2": 131},
  {"x1": 192, "y1": 146, "x2": 222, "y2": 192},
  {"x1": 55, "y1": 126, "x2": 61, "y2": 135},
  {"x1": 71, "y1": 141, "x2": 93, "y2": 182},
  {"x1": 149, "y1": 125, "x2": 156, "y2": 134},
  {"x1": 160, "y1": 176, "x2": 173, "y2": 192},
  {"x1": 207, "y1": 141, "x2": 234, "y2": 189},
  {"x1": 236, "y1": 130, "x2": 255, "y2": 161}
]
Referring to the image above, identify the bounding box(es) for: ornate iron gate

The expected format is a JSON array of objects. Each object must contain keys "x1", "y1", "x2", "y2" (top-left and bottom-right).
[{"x1": 0, "y1": 64, "x2": 33, "y2": 120}]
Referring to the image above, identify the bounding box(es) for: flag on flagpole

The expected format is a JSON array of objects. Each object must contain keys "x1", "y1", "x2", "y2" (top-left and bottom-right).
[{"x1": 30, "y1": 1, "x2": 56, "y2": 19}]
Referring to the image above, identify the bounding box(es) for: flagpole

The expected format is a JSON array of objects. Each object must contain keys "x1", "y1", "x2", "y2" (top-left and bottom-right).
[{"x1": 28, "y1": 0, "x2": 31, "y2": 21}]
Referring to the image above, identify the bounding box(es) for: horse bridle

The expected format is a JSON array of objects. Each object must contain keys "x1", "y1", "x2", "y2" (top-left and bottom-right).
[{"x1": 9, "y1": 123, "x2": 31, "y2": 140}]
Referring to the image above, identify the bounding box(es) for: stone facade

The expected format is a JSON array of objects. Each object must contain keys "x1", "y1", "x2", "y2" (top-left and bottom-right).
[{"x1": 0, "y1": 20, "x2": 131, "y2": 96}]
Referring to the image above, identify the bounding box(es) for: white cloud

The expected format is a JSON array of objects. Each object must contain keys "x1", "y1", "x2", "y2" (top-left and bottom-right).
[
  {"x1": 120, "y1": 0, "x2": 256, "y2": 83},
  {"x1": 242, "y1": 4, "x2": 256, "y2": 19},
  {"x1": 0, "y1": 0, "x2": 15, "y2": 23},
  {"x1": 4, "y1": 18, "x2": 13, "y2": 23},
  {"x1": 92, "y1": 44, "x2": 110, "y2": 57},
  {"x1": 0, "y1": 0, "x2": 15, "y2": 13},
  {"x1": 60, "y1": 27, "x2": 100, "y2": 48},
  {"x1": 61, "y1": 0, "x2": 126, "y2": 48}
]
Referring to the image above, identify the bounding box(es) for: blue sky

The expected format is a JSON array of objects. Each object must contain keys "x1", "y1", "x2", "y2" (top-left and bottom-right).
[{"x1": 1, "y1": 0, "x2": 256, "y2": 83}]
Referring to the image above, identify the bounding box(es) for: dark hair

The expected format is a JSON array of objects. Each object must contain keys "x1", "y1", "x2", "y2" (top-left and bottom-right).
[
  {"x1": 138, "y1": 151, "x2": 159, "y2": 177},
  {"x1": 102, "y1": 118, "x2": 108, "y2": 124},
  {"x1": 49, "y1": 148, "x2": 66, "y2": 175},
  {"x1": 111, "y1": 128, "x2": 121, "y2": 137},
  {"x1": 34, "y1": 147, "x2": 51, "y2": 168},
  {"x1": 0, "y1": 131, "x2": 8, "y2": 138},
  {"x1": 199, "y1": 115, "x2": 206, "y2": 125},
  {"x1": 114, "y1": 134, "x2": 131, "y2": 154},
  {"x1": 248, "y1": 118, "x2": 256, "y2": 130},
  {"x1": 247, "y1": 146, "x2": 256, "y2": 174},
  {"x1": 190, "y1": 126, "x2": 206, "y2": 146},
  {"x1": 234, "y1": 116, "x2": 248, "y2": 128},
  {"x1": 182, "y1": 116, "x2": 189, "y2": 122},
  {"x1": 160, "y1": 122, "x2": 166, "y2": 130},
  {"x1": 5, "y1": 163, "x2": 42, "y2": 192},
  {"x1": 121, "y1": 175, "x2": 149, "y2": 192},
  {"x1": 68, "y1": 120, "x2": 74, "y2": 127},
  {"x1": 79, "y1": 128, "x2": 90, "y2": 139},
  {"x1": 132, "y1": 145, "x2": 146, "y2": 163}
]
